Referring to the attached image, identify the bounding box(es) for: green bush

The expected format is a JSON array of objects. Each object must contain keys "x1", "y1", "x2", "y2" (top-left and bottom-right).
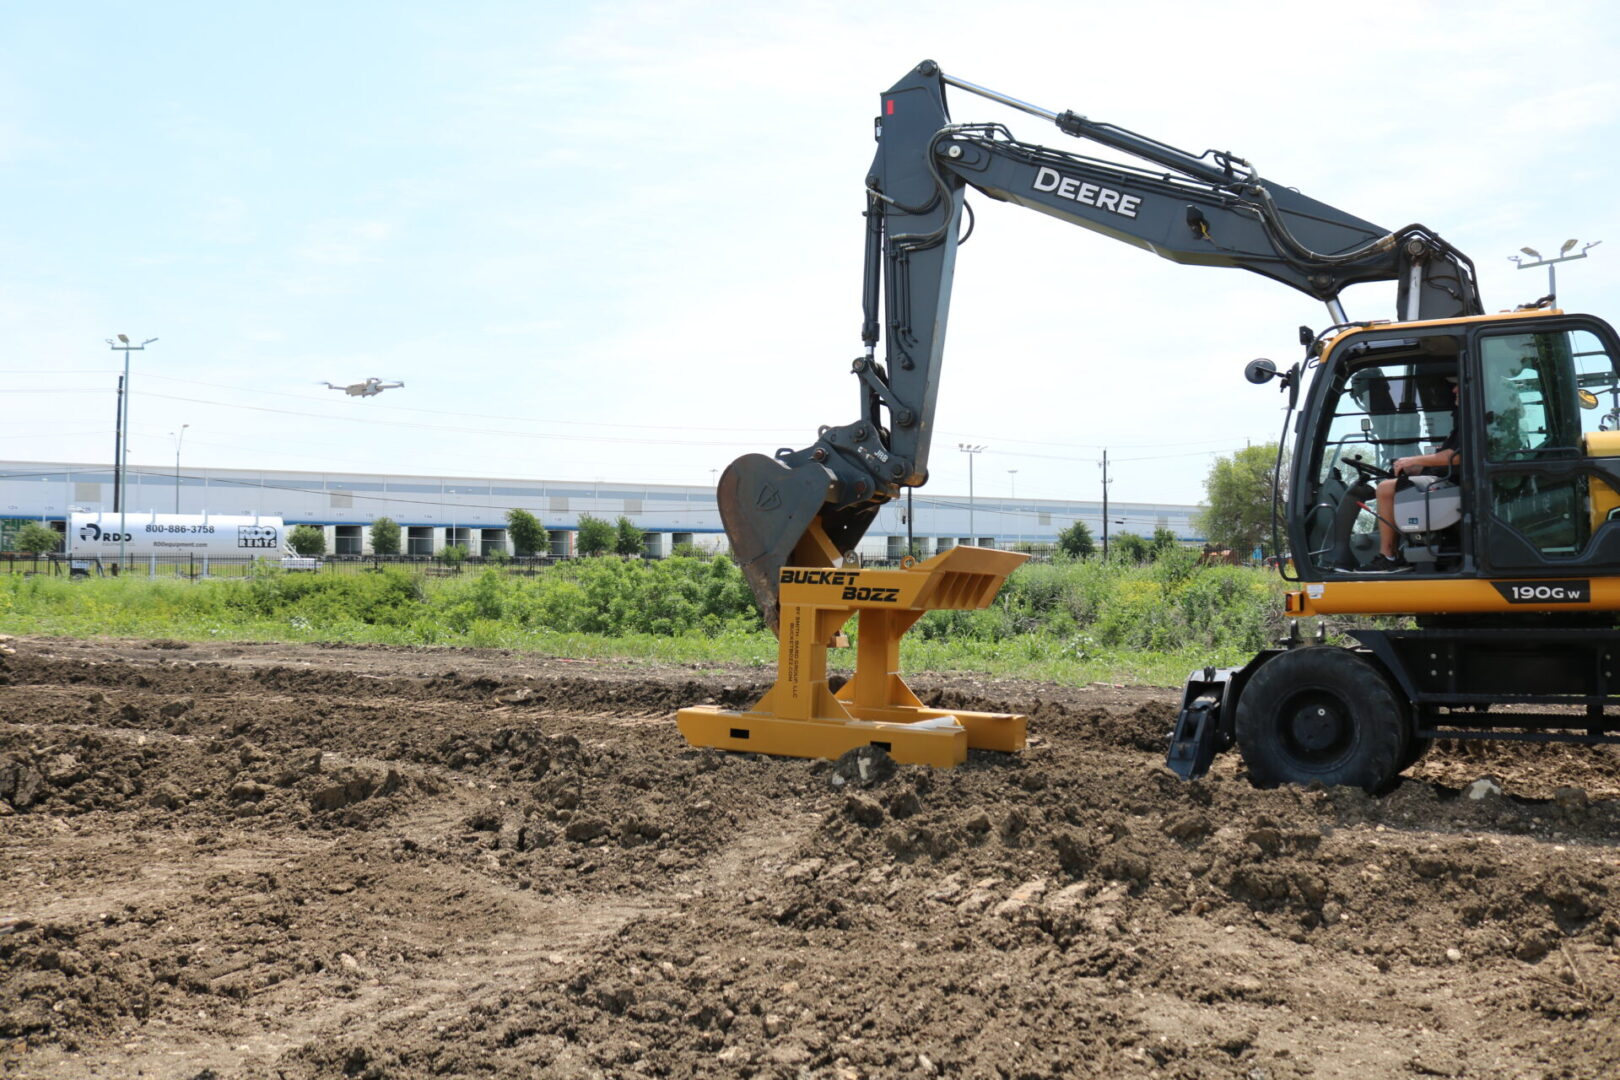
[
  {"x1": 287, "y1": 525, "x2": 326, "y2": 557},
  {"x1": 15, "y1": 522, "x2": 62, "y2": 555},
  {"x1": 506, "y1": 508, "x2": 547, "y2": 557},
  {"x1": 0, "y1": 551, "x2": 1287, "y2": 684},
  {"x1": 369, "y1": 517, "x2": 401, "y2": 556},
  {"x1": 235, "y1": 568, "x2": 425, "y2": 627},
  {"x1": 614, "y1": 516, "x2": 645, "y2": 557},
  {"x1": 1108, "y1": 531, "x2": 1150, "y2": 564},
  {"x1": 1055, "y1": 521, "x2": 1094, "y2": 559},
  {"x1": 576, "y1": 515, "x2": 613, "y2": 556}
]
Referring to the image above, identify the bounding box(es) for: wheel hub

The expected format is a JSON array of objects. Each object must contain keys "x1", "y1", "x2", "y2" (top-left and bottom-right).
[{"x1": 1287, "y1": 699, "x2": 1344, "y2": 753}]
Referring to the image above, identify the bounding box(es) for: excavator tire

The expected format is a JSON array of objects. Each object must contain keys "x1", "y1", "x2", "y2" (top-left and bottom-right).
[{"x1": 1234, "y1": 647, "x2": 1407, "y2": 792}]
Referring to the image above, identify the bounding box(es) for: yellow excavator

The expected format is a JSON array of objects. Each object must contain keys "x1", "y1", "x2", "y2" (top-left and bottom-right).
[{"x1": 694, "y1": 60, "x2": 1620, "y2": 789}]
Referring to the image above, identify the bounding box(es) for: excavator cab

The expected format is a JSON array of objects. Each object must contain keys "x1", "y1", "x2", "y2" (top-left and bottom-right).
[
  {"x1": 1288, "y1": 311, "x2": 1620, "y2": 587},
  {"x1": 1297, "y1": 332, "x2": 1468, "y2": 575}
]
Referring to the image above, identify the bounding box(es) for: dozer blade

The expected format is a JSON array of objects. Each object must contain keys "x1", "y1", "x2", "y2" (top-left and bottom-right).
[{"x1": 717, "y1": 454, "x2": 840, "y2": 634}]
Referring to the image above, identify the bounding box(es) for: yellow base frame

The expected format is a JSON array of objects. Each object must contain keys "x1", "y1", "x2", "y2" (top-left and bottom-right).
[{"x1": 677, "y1": 543, "x2": 1030, "y2": 768}]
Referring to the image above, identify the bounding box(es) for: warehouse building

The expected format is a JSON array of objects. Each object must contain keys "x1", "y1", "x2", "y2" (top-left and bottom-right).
[{"x1": 0, "y1": 461, "x2": 1204, "y2": 558}]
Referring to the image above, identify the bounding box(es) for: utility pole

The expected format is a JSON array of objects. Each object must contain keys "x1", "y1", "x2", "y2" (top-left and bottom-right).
[
  {"x1": 1100, "y1": 448, "x2": 1111, "y2": 560},
  {"x1": 1510, "y1": 239, "x2": 1600, "y2": 303},
  {"x1": 107, "y1": 334, "x2": 158, "y2": 568},
  {"x1": 959, "y1": 443, "x2": 986, "y2": 544}
]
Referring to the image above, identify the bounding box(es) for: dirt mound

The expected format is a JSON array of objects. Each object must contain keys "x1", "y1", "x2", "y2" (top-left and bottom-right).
[{"x1": 2, "y1": 635, "x2": 1618, "y2": 1079}]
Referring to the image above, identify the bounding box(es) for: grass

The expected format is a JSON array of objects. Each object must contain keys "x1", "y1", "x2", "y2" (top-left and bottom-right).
[{"x1": 0, "y1": 553, "x2": 1292, "y2": 687}]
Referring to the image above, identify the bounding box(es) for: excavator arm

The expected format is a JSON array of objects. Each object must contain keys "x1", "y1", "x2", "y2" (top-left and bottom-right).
[{"x1": 721, "y1": 60, "x2": 1482, "y2": 631}]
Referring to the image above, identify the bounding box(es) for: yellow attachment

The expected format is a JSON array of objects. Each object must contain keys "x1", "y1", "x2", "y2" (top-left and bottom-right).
[
  {"x1": 677, "y1": 545, "x2": 1030, "y2": 767},
  {"x1": 1584, "y1": 431, "x2": 1620, "y2": 535}
]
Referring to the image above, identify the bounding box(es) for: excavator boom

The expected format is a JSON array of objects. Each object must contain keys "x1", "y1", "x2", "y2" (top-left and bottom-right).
[{"x1": 721, "y1": 60, "x2": 1481, "y2": 630}]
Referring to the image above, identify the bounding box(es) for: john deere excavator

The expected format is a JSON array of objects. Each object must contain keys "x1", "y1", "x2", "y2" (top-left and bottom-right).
[{"x1": 710, "y1": 60, "x2": 1620, "y2": 789}]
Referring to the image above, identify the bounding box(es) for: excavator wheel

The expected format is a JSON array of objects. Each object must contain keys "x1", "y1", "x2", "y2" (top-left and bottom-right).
[{"x1": 1234, "y1": 647, "x2": 1408, "y2": 792}]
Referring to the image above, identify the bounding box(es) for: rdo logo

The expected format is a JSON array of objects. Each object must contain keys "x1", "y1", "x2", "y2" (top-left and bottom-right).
[
  {"x1": 238, "y1": 526, "x2": 278, "y2": 549},
  {"x1": 79, "y1": 522, "x2": 132, "y2": 544}
]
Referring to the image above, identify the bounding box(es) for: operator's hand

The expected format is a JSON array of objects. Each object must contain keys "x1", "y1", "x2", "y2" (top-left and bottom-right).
[{"x1": 1392, "y1": 456, "x2": 1419, "y2": 476}]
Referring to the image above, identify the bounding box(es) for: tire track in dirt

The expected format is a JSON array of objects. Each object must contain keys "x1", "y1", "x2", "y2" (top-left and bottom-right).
[
  {"x1": 4, "y1": 667, "x2": 827, "y2": 1080},
  {"x1": 6, "y1": 636, "x2": 1620, "y2": 1080},
  {"x1": 9, "y1": 798, "x2": 825, "y2": 1079}
]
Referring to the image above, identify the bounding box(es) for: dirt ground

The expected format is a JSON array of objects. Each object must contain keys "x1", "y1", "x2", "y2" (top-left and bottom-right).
[{"x1": 2, "y1": 634, "x2": 1618, "y2": 1080}]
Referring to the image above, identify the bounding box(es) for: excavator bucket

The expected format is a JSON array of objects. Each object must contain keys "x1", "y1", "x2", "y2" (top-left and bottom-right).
[
  {"x1": 718, "y1": 454, "x2": 874, "y2": 634},
  {"x1": 725, "y1": 453, "x2": 842, "y2": 637}
]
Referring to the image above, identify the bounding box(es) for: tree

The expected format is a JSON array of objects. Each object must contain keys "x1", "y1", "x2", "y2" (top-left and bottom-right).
[
  {"x1": 506, "y1": 508, "x2": 548, "y2": 557},
  {"x1": 1056, "y1": 520, "x2": 1095, "y2": 559},
  {"x1": 1110, "y1": 531, "x2": 1150, "y2": 564},
  {"x1": 440, "y1": 543, "x2": 468, "y2": 568},
  {"x1": 287, "y1": 524, "x2": 326, "y2": 556},
  {"x1": 614, "y1": 515, "x2": 646, "y2": 557},
  {"x1": 369, "y1": 516, "x2": 401, "y2": 555},
  {"x1": 576, "y1": 514, "x2": 614, "y2": 557},
  {"x1": 1151, "y1": 525, "x2": 1180, "y2": 559},
  {"x1": 1196, "y1": 443, "x2": 1285, "y2": 559},
  {"x1": 15, "y1": 522, "x2": 61, "y2": 555}
]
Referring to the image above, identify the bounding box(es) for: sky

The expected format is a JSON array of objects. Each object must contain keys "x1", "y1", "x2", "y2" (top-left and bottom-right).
[{"x1": 3, "y1": 0, "x2": 1620, "y2": 509}]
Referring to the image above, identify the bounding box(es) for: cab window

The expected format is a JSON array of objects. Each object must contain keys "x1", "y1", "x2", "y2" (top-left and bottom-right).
[
  {"x1": 1305, "y1": 355, "x2": 1457, "y2": 573},
  {"x1": 1477, "y1": 327, "x2": 1620, "y2": 558}
]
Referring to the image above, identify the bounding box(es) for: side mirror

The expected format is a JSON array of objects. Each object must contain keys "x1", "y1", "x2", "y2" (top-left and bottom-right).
[
  {"x1": 1245, "y1": 358, "x2": 1279, "y2": 384},
  {"x1": 1579, "y1": 389, "x2": 1600, "y2": 410}
]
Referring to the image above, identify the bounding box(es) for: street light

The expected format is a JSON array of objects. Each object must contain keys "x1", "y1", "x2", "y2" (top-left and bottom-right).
[
  {"x1": 1007, "y1": 469, "x2": 1019, "y2": 547},
  {"x1": 172, "y1": 424, "x2": 189, "y2": 513},
  {"x1": 106, "y1": 334, "x2": 158, "y2": 566},
  {"x1": 1509, "y1": 239, "x2": 1600, "y2": 303},
  {"x1": 959, "y1": 443, "x2": 986, "y2": 543}
]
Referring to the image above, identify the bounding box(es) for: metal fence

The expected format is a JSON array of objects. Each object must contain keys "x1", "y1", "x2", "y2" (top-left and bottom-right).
[
  {"x1": 0, "y1": 552, "x2": 571, "y2": 579},
  {"x1": 0, "y1": 544, "x2": 1060, "y2": 580}
]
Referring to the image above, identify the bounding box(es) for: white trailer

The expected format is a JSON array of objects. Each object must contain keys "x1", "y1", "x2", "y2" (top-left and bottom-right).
[{"x1": 67, "y1": 512, "x2": 289, "y2": 561}]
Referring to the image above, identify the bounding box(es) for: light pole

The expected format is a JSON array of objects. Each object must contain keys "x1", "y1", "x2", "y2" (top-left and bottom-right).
[
  {"x1": 172, "y1": 424, "x2": 189, "y2": 513},
  {"x1": 959, "y1": 443, "x2": 986, "y2": 543},
  {"x1": 1509, "y1": 239, "x2": 1600, "y2": 303},
  {"x1": 107, "y1": 334, "x2": 158, "y2": 567},
  {"x1": 1007, "y1": 469, "x2": 1019, "y2": 547}
]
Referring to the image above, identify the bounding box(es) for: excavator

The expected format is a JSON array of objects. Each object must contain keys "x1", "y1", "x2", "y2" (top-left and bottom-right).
[{"x1": 700, "y1": 60, "x2": 1620, "y2": 789}]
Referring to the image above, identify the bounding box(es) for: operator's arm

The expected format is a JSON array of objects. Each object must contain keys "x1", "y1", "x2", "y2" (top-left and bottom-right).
[{"x1": 1393, "y1": 448, "x2": 1461, "y2": 475}]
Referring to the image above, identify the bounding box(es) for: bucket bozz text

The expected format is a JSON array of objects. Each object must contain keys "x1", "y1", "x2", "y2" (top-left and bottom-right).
[{"x1": 779, "y1": 569, "x2": 900, "y2": 603}]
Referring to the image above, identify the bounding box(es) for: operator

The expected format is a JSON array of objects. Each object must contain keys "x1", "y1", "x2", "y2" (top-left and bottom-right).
[{"x1": 1365, "y1": 376, "x2": 1460, "y2": 573}]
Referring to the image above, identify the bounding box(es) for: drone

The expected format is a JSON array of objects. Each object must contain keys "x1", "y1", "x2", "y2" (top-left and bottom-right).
[{"x1": 322, "y1": 377, "x2": 404, "y2": 398}]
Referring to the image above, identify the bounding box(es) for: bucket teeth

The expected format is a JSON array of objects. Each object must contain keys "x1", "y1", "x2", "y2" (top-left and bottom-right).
[{"x1": 717, "y1": 455, "x2": 836, "y2": 634}]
